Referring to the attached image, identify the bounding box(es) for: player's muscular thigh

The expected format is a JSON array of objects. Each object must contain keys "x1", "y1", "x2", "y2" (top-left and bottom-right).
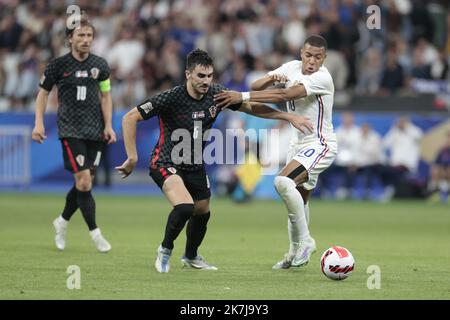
[
  {"x1": 279, "y1": 159, "x2": 308, "y2": 186},
  {"x1": 162, "y1": 175, "x2": 194, "y2": 206}
]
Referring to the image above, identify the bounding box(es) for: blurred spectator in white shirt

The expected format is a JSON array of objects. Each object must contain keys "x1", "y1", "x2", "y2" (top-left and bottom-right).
[
  {"x1": 383, "y1": 117, "x2": 423, "y2": 174},
  {"x1": 324, "y1": 50, "x2": 349, "y2": 92},
  {"x1": 358, "y1": 123, "x2": 385, "y2": 168},
  {"x1": 381, "y1": 117, "x2": 423, "y2": 200},
  {"x1": 355, "y1": 47, "x2": 383, "y2": 95},
  {"x1": 335, "y1": 112, "x2": 362, "y2": 199},
  {"x1": 357, "y1": 122, "x2": 385, "y2": 199},
  {"x1": 282, "y1": 9, "x2": 306, "y2": 56},
  {"x1": 107, "y1": 26, "x2": 145, "y2": 80},
  {"x1": 196, "y1": 19, "x2": 232, "y2": 75}
]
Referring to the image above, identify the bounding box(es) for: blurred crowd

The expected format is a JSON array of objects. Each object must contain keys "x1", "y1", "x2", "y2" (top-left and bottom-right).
[
  {"x1": 322, "y1": 113, "x2": 450, "y2": 202},
  {"x1": 1, "y1": 0, "x2": 450, "y2": 111},
  {"x1": 322, "y1": 113, "x2": 425, "y2": 201},
  {"x1": 1, "y1": 0, "x2": 449, "y2": 202},
  {"x1": 215, "y1": 113, "x2": 450, "y2": 203}
]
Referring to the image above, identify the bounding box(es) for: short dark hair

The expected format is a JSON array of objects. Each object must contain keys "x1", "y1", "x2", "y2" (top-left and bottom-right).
[
  {"x1": 304, "y1": 35, "x2": 327, "y2": 50},
  {"x1": 65, "y1": 13, "x2": 96, "y2": 38},
  {"x1": 186, "y1": 49, "x2": 214, "y2": 71}
]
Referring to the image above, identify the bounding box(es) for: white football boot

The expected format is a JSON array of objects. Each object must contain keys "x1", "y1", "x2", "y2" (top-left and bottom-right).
[
  {"x1": 291, "y1": 237, "x2": 316, "y2": 267},
  {"x1": 89, "y1": 228, "x2": 112, "y2": 253},
  {"x1": 181, "y1": 255, "x2": 218, "y2": 270},
  {"x1": 53, "y1": 217, "x2": 68, "y2": 251},
  {"x1": 155, "y1": 245, "x2": 172, "y2": 273},
  {"x1": 272, "y1": 253, "x2": 295, "y2": 270}
]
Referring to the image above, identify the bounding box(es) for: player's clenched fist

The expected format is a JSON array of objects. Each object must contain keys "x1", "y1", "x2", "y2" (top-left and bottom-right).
[{"x1": 32, "y1": 124, "x2": 47, "y2": 144}]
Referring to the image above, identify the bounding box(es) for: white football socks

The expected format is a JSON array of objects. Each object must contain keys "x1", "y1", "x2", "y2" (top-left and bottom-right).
[
  {"x1": 89, "y1": 228, "x2": 101, "y2": 239},
  {"x1": 57, "y1": 215, "x2": 69, "y2": 228},
  {"x1": 304, "y1": 202, "x2": 310, "y2": 226},
  {"x1": 274, "y1": 176, "x2": 310, "y2": 256}
]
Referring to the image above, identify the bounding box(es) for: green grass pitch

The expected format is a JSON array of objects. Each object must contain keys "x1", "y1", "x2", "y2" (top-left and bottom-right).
[{"x1": 0, "y1": 193, "x2": 449, "y2": 300}]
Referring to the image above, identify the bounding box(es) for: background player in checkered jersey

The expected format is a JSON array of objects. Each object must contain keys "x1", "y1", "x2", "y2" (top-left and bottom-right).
[
  {"x1": 31, "y1": 15, "x2": 116, "y2": 253},
  {"x1": 215, "y1": 35, "x2": 337, "y2": 269},
  {"x1": 115, "y1": 49, "x2": 314, "y2": 273}
]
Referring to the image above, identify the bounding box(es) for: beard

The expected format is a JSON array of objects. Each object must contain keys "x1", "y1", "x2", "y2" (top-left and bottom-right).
[{"x1": 195, "y1": 83, "x2": 209, "y2": 92}]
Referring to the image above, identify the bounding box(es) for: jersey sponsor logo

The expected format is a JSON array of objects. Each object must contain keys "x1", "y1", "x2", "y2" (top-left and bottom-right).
[
  {"x1": 75, "y1": 70, "x2": 89, "y2": 78},
  {"x1": 167, "y1": 167, "x2": 177, "y2": 174},
  {"x1": 140, "y1": 102, "x2": 154, "y2": 114},
  {"x1": 90, "y1": 68, "x2": 99, "y2": 79},
  {"x1": 76, "y1": 155, "x2": 85, "y2": 167},
  {"x1": 192, "y1": 111, "x2": 205, "y2": 119},
  {"x1": 209, "y1": 106, "x2": 218, "y2": 118}
]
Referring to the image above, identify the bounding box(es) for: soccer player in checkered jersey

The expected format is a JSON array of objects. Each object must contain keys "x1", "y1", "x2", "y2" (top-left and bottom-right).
[
  {"x1": 32, "y1": 15, "x2": 116, "y2": 253},
  {"x1": 215, "y1": 35, "x2": 337, "y2": 269},
  {"x1": 116, "y1": 49, "x2": 314, "y2": 273}
]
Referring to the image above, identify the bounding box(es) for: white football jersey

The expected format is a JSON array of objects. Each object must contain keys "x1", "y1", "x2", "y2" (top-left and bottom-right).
[{"x1": 268, "y1": 60, "x2": 336, "y2": 145}]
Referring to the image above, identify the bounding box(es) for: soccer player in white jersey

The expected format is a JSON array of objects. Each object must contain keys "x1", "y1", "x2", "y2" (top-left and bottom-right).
[{"x1": 214, "y1": 35, "x2": 337, "y2": 269}]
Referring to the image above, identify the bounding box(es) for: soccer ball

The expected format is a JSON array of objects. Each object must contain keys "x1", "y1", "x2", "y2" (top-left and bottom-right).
[{"x1": 320, "y1": 246, "x2": 355, "y2": 280}]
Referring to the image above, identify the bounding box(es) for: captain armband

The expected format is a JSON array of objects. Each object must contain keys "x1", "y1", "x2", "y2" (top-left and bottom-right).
[{"x1": 99, "y1": 79, "x2": 111, "y2": 92}]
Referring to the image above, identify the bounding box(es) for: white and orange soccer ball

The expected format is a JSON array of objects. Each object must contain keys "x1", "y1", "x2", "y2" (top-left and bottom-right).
[{"x1": 320, "y1": 246, "x2": 355, "y2": 280}]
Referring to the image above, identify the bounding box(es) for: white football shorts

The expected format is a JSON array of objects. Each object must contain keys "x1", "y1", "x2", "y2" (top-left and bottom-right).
[{"x1": 286, "y1": 140, "x2": 338, "y2": 190}]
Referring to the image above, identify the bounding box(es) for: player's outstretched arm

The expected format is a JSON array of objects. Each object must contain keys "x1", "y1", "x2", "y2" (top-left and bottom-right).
[
  {"x1": 115, "y1": 107, "x2": 143, "y2": 179},
  {"x1": 238, "y1": 102, "x2": 313, "y2": 134},
  {"x1": 32, "y1": 88, "x2": 49, "y2": 144},
  {"x1": 100, "y1": 90, "x2": 117, "y2": 144},
  {"x1": 214, "y1": 85, "x2": 307, "y2": 109},
  {"x1": 251, "y1": 74, "x2": 289, "y2": 91}
]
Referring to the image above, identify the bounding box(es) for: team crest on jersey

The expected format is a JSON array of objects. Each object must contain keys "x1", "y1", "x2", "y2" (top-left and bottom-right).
[
  {"x1": 209, "y1": 106, "x2": 218, "y2": 118},
  {"x1": 75, "y1": 70, "x2": 89, "y2": 78},
  {"x1": 90, "y1": 68, "x2": 100, "y2": 79},
  {"x1": 140, "y1": 102, "x2": 154, "y2": 114},
  {"x1": 167, "y1": 167, "x2": 177, "y2": 174},
  {"x1": 76, "y1": 155, "x2": 85, "y2": 167},
  {"x1": 192, "y1": 111, "x2": 205, "y2": 119}
]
